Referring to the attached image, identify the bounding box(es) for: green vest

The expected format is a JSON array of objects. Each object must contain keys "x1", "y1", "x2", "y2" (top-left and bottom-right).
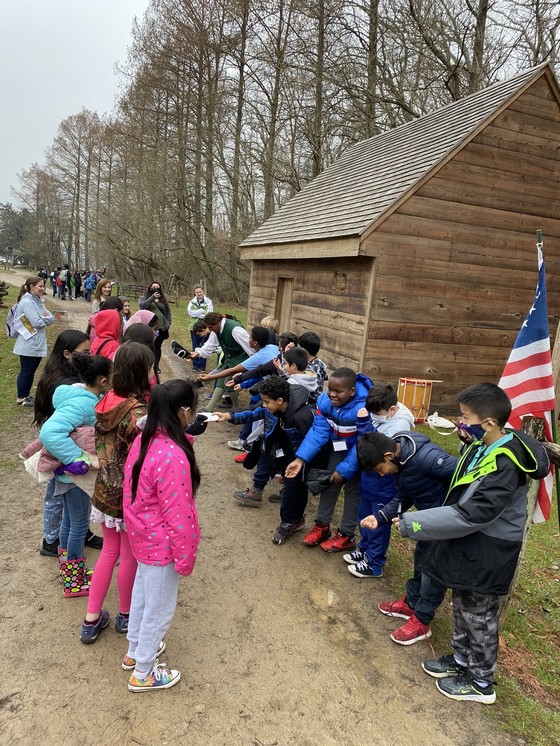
[{"x1": 218, "y1": 319, "x2": 248, "y2": 367}]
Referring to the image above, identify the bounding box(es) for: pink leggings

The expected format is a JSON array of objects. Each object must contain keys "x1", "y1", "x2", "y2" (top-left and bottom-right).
[{"x1": 86, "y1": 525, "x2": 137, "y2": 616}]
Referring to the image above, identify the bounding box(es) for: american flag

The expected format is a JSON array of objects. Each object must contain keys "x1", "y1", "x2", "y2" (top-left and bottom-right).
[{"x1": 498, "y1": 242, "x2": 555, "y2": 522}]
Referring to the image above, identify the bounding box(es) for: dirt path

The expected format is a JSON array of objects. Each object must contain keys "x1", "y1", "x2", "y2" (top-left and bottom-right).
[{"x1": 0, "y1": 271, "x2": 518, "y2": 745}]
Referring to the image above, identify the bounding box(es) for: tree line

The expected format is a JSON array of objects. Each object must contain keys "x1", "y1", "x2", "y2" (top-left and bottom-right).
[{"x1": 4, "y1": 0, "x2": 559, "y2": 300}]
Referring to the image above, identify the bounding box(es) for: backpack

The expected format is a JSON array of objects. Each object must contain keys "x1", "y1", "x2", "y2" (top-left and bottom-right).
[{"x1": 5, "y1": 303, "x2": 19, "y2": 338}]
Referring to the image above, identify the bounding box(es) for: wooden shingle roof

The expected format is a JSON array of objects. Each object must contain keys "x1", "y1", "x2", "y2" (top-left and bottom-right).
[{"x1": 240, "y1": 63, "x2": 553, "y2": 248}]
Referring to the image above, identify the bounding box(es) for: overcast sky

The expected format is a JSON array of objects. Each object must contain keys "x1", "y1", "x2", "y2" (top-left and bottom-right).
[{"x1": 0, "y1": 0, "x2": 150, "y2": 205}]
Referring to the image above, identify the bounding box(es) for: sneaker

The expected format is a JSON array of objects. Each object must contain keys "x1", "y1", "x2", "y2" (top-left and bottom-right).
[
  {"x1": 320, "y1": 531, "x2": 356, "y2": 553},
  {"x1": 122, "y1": 640, "x2": 166, "y2": 670},
  {"x1": 171, "y1": 340, "x2": 188, "y2": 358},
  {"x1": 233, "y1": 487, "x2": 263, "y2": 507},
  {"x1": 303, "y1": 521, "x2": 331, "y2": 546},
  {"x1": 378, "y1": 597, "x2": 414, "y2": 620},
  {"x1": 343, "y1": 548, "x2": 365, "y2": 565},
  {"x1": 422, "y1": 654, "x2": 468, "y2": 679},
  {"x1": 234, "y1": 452, "x2": 247, "y2": 463},
  {"x1": 128, "y1": 659, "x2": 181, "y2": 692},
  {"x1": 272, "y1": 517, "x2": 305, "y2": 545},
  {"x1": 80, "y1": 610, "x2": 110, "y2": 644},
  {"x1": 17, "y1": 397, "x2": 34, "y2": 407},
  {"x1": 436, "y1": 673, "x2": 496, "y2": 705},
  {"x1": 390, "y1": 615, "x2": 431, "y2": 645},
  {"x1": 227, "y1": 439, "x2": 246, "y2": 451},
  {"x1": 204, "y1": 393, "x2": 212, "y2": 400},
  {"x1": 114, "y1": 612, "x2": 129, "y2": 634},
  {"x1": 348, "y1": 559, "x2": 383, "y2": 578},
  {"x1": 85, "y1": 530, "x2": 103, "y2": 550},
  {"x1": 268, "y1": 491, "x2": 283, "y2": 503},
  {"x1": 39, "y1": 538, "x2": 60, "y2": 557}
]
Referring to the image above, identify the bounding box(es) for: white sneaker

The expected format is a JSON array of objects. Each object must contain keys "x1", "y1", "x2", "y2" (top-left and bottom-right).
[{"x1": 227, "y1": 439, "x2": 246, "y2": 451}]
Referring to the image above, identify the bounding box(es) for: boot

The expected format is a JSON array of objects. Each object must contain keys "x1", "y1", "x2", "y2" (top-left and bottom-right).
[
  {"x1": 61, "y1": 557, "x2": 90, "y2": 598},
  {"x1": 58, "y1": 546, "x2": 68, "y2": 585}
]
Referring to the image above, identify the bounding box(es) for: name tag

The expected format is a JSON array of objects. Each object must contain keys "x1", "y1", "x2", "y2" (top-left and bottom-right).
[
  {"x1": 333, "y1": 441, "x2": 347, "y2": 452},
  {"x1": 275, "y1": 448, "x2": 285, "y2": 458}
]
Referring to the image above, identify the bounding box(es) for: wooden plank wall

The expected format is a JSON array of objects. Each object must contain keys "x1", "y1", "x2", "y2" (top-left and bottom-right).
[
  {"x1": 361, "y1": 77, "x2": 560, "y2": 411},
  {"x1": 247, "y1": 256, "x2": 373, "y2": 371}
]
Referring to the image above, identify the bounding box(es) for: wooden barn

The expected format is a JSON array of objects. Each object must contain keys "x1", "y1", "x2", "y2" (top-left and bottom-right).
[{"x1": 239, "y1": 63, "x2": 560, "y2": 410}]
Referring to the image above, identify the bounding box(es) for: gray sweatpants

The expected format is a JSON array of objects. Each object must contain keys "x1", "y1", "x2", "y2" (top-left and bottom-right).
[
  {"x1": 315, "y1": 450, "x2": 361, "y2": 536},
  {"x1": 451, "y1": 588, "x2": 500, "y2": 685},
  {"x1": 127, "y1": 562, "x2": 180, "y2": 678}
]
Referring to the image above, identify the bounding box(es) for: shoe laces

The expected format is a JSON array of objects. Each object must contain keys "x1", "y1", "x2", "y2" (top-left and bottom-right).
[
  {"x1": 151, "y1": 659, "x2": 170, "y2": 681},
  {"x1": 354, "y1": 559, "x2": 371, "y2": 572}
]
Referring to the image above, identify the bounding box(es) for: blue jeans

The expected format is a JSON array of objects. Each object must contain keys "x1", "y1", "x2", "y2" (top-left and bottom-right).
[
  {"x1": 405, "y1": 541, "x2": 447, "y2": 625},
  {"x1": 43, "y1": 477, "x2": 63, "y2": 543},
  {"x1": 17, "y1": 355, "x2": 42, "y2": 398},
  {"x1": 59, "y1": 486, "x2": 91, "y2": 559},
  {"x1": 190, "y1": 331, "x2": 206, "y2": 371}
]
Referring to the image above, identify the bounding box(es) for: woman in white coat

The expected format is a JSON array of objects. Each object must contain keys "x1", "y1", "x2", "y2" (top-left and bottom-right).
[{"x1": 13, "y1": 276, "x2": 55, "y2": 406}]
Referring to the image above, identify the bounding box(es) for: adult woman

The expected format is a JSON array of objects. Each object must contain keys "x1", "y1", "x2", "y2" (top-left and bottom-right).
[
  {"x1": 33, "y1": 330, "x2": 103, "y2": 556},
  {"x1": 13, "y1": 276, "x2": 56, "y2": 406},
  {"x1": 139, "y1": 281, "x2": 172, "y2": 370},
  {"x1": 91, "y1": 278, "x2": 113, "y2": 313}
]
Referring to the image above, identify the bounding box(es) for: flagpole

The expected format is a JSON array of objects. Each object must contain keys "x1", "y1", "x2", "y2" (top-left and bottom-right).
[{"x1": 538, "y1": 229, "x2": 560, "y2": 529}]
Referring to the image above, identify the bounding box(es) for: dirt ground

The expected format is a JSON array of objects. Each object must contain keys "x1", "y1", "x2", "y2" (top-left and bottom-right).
[{"x1": 0, "y1": 273, "x2": 521, "y2": 746}]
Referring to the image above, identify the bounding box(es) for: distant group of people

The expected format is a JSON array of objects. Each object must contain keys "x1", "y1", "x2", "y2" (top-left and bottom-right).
[
  {"x1": 41, "y1": 265, "x2": 108, "y2": 302},
  {"x1": 11, "y1": 276, "x2": 551, "y2": 704}
]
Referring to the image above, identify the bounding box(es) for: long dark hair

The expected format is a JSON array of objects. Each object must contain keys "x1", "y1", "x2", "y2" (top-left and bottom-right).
[
  {"x1": 112, "y1": 342, "x2": 154, "y2": 398},
  {"x1": 33, "y1": 329, "x2": 89, "y2": 427},
  {"x1": 145, "y1": 281, "x2": 168, "y2": 307},
  {"x1": 121, "y1": 324, "x2": 160, "y2": 383},
  {"x1": 130, "y1": 380, "x2": 200, "y2": 501}
]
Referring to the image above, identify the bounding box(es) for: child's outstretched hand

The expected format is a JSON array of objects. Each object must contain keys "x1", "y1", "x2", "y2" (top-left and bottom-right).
[
  {"x1": 360, "y1": 515, "x2": 378, "y2": 531},
  {"x1": 285, "y1": 458, "x2": 304, "y2": 478},
  {"x1": 213, "y1": 411, "x2": 232, "y2": 422}
]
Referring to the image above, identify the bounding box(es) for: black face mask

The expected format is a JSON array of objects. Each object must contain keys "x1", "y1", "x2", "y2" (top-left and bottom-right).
[{"x1": 184, "y1": 414, "x2": 208, "y2": 436}]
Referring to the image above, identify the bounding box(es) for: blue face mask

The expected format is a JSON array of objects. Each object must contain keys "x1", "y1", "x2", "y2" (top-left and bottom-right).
[{"x1": 458, "y1": 422, "x2": 485, "y2": 443}]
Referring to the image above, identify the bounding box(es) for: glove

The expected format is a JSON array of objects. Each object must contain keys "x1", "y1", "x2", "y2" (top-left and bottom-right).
[{"x1": 55, "y1": 460, "x2": 90, "y2": 476}]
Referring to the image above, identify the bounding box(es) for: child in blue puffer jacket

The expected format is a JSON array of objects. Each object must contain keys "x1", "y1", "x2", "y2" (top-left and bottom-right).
[
  {"x1": 285, "y1": 367, "x2": 373, "y2": 552},
  {"x1": 40, "y1": 354, "x2": 112, "y2": 597},
  {"x1": 342, "y1": 383, "x2": 414, "y2": 578}
]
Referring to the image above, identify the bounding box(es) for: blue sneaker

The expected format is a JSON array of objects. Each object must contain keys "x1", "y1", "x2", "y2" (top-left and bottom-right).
[
  {"x1": 114, "y1": 613, "x2": 129, "y2": 634},
  {"x1": 80, "y1": 610, "x2": 110, "y2": 644},
  {"x1": 347, "y1": 559, "x2": 383, "y2": 578}
]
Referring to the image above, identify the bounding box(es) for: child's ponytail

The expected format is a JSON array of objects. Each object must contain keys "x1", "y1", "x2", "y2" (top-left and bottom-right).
[{"x1": 130, "y1": 379, "x2": 200, "y2": 501}]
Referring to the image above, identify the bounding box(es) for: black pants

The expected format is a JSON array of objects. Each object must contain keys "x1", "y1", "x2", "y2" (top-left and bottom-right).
[
  {"x1": 17, "y1": 355, "x2": 42, "y2": 398},
  {"x1": 154, "y1": 329, "x2": 169, "y2": 368}
]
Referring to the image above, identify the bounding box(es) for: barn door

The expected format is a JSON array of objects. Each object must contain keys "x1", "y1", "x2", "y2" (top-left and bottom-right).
[{"x1": 275, "y1": 277, "x2": 294, "y2": 332}]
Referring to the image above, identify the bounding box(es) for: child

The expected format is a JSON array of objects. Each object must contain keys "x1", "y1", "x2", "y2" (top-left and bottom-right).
[
  {"x1": 283, "y1": 346, "x2": 318, "y2": 400},
  {"x1": 216, "y1": 376, "x2": 313, "y2": 543},
  {"x1": 91, "y1": 308, "x2": 122, "y2": 360},
  {"x1": 297, "y1": 331, "x2": 328, "y2": 409},
  {"x1": 395, "y1": 383, "x2": 549, "y2": 704},
  {"x1": 80, "y1": 342, "x2": 155, "y2": 643},
  {"x1": 344, "y1": 383, "x2": 414, "y2": 578},
  {"x1": 122, "y1": 379, "x2": 201, "y2": 692},
  {"x1": 39, "y1": 354, "x2": 112, "y2": 597},
  {"x1": 120, "y1": 297, "x2": 131, "y2": 323},
  {"x1": 285, "y1": 367, "x2": 373, "y2": 552}
]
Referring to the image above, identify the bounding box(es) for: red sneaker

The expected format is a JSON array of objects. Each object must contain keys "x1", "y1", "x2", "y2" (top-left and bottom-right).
[
  {"x1": 378, "y1": 596, "x2": 414, "y2": 620},
  {"x1": 303, "y1": 521, "x2": 331, "y2": 546},
  {"x1": 320, "y1": 531, "x2": 356, "y2": 553},
  {"x1": 234, "y1": 452, "x2": 247, "y2": 463},
  {"x1": 390, "y1": 615, "x2": 431, "y2": 646}
]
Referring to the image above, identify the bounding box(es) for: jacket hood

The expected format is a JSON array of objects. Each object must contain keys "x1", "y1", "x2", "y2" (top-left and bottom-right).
[
  {"x1": 95, "y1": 390, "x2": 142, "y2": 431},
  {"x1": 394, "y1": 431, "x2": 432, "y2": 466},
  {"x1": 52, "y1": 383, "x2": 98, "y2": 409},
  {"x1": 500, "y1": 429, "x2": 550, "y2": 479},
  {"x1": 92, "y1": 309, "x2": 121, "y2": 341},
  {"x1": 288, "y1": 371, "x2": 317, "y2": 392},
  {"x1": 355, "y1": 374, "x2": 374, "y2": 399},
  {"x1": 124, "y1": 310, "x2": 156, "y2": 330},
  {"x1": 286, "y1": 383, "x2": 311, "y2": 414}
]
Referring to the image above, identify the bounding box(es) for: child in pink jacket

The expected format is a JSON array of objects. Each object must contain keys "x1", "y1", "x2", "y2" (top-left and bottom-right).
[{"x1": 122, "y1": 379, "x2": 201, "y2": 692}]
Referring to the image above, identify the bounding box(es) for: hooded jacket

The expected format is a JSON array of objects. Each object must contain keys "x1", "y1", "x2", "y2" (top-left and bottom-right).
[
  {"x1": 295, "y1": 373, "x2": 374, "y2": 480},
  {"x1": 90, "y1": 309, "x2": 121, "y2": 360},
  {"x1": 229, "y1": 384, "x2": 313, "y2": 467},
  {"x1": 92, "y1": 390, "x2": 148, "y2": 518},
  {"x1": 399, "y1": 430, "x2": 550, "y2": 595},
  {"x1": 39, "y1": 384, "x2": 100, "y2": 479},
  {"x1": 123, "y1": 310, "x2": 156, "y2": 331},
  {"x1": 12, "y1": 293, "x2": 55, "y2": 357}
]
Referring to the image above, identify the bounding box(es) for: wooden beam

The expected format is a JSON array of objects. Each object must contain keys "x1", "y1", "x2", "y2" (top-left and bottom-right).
[{"x1": 240, "y1": 237, "x2": 360, "y2": 261}]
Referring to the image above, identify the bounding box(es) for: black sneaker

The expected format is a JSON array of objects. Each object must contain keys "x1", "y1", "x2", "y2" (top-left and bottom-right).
[
  {"x1": 268, "y1": 492, "x2": 283, "y2": 503},
  {"x1": 272, "y1": 517, "x2": 306, "y2": 545},
  {"x1": 85, "y1": 530, "x2": 103, "y2": 550},
  {"x1": 436, "y1": 673, "x2": 496, "y2": 704},
  {"x1": 423, "y1": 653, "x2": 467, "y2": 679},
  {"x1": 39, "y1": 538, "x2": 60, "y2": 557}
]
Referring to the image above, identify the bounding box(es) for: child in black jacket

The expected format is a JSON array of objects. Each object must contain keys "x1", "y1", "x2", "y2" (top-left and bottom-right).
[{"x1": 398, "y1": 384, "x2": 549, "y2": 705}]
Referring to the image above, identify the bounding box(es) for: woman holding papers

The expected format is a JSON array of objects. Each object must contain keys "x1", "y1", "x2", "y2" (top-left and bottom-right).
[{"x1": 13, "y1": 276, "x2": 55, "y2": 406}]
